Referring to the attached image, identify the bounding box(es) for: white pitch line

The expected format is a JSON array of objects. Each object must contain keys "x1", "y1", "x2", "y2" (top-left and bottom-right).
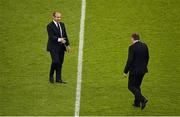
[{"x1": 74, "y1": 0, "x2": 86, "y2": 116}]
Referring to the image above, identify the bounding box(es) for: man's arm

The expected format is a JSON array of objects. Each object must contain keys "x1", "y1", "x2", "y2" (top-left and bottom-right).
[
  {"x1": 124, "y1": 46, "x2": 134, "y2": 74},
  {"x1": 62, "y1": 23, "x2": 71, "y2": 52},
  {"x1": 62, "y1": 23, "x2": 70, "y2": 46},
  {"x1": 146, "y1": 45, "x2": 149, "y2": 66}
]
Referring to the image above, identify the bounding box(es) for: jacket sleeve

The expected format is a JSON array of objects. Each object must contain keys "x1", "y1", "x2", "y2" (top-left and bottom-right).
[
  {"x1": 47, "y1": 24, "x2": 58, "y2": 42},
  {"x1": 124, "y1": 46, "x2": 134, "y2": 74},
  {"x1": 63, "y1": 23, "x2": 70, "y2": 46},
  {"x1": 146, "y1": 44, "x2": 149, "y2": 66}
]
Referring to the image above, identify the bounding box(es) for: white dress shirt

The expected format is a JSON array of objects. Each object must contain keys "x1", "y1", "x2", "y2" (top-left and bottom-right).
[{"x1": 53, "y1": 20, "x2": 63, "y2": 37}]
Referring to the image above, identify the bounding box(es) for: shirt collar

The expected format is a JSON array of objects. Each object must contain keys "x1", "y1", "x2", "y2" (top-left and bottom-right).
[
  {"x1": 133, "y1": 40, "x2": 139, "y2": 44},
  {"x1": 53, "y1": 20, "x2": 59, "y2": 27}
]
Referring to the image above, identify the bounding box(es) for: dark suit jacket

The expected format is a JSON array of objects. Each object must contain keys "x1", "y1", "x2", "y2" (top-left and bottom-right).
[
  {"x1": 124, "y1": 41, "x2": 149, "y2": 74},
  {"x1": 47, "y1": 21, "x2": 70, "y2": 52}
]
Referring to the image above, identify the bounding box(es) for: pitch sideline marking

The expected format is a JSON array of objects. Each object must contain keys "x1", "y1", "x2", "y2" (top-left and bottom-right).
[{"x1": 74, "y1": 0, "x2": 86, "y2": 116}]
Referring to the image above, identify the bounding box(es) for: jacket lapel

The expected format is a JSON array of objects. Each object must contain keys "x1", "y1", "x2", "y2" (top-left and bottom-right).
[
  {"x1": 59, "y1": 22, "x2": 64, "y2": 36},
  {"x1": 51, "y1": 21, "x2": 60, "y2": 35}
]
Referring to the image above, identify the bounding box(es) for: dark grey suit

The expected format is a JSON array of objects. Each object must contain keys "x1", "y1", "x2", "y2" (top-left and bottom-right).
[
  {"x1": 47, "y1": 21, "x2": 70, "y2": 82},
  {"x1": 124, "y1": 41, "x2": 149, "y2": 105}
]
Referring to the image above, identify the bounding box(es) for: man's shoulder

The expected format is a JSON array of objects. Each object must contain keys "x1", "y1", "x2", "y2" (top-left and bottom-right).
[
  {"x1": 60, "y1": 22, "x2": 64, "y2": 24},
  {"x1": 135, "y1": 41, "x2": 147, "y2": 46},
  {"x1": 135, "y1": 41, "x2": 148, "y2": 51},
  {"x1": 129, "y1": 44, "x2": 134, "y2": 50},
  {"x1": 138, "y1": 41, "x2": 147, "y2": 45},
  {"x1": 60, "y1": 22, "x2": 65, "y2": 26},
  {"x1": 140, "y1": 42, "x2": 148, "y2": 48},
  {"x1": 130, "y1": 41, "x2": 141, "y2": 49},
  {"x1": 47, "y1": 21, "x2": 54, "y2": 27}
]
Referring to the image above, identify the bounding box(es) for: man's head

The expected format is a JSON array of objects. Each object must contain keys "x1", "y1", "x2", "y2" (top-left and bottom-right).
[
  {"x1": 131, "y1": 33, "x2": 140, "y2": 43},
  {"x1": 52, "y1": 11, "x2": 62, "y2": 22}
]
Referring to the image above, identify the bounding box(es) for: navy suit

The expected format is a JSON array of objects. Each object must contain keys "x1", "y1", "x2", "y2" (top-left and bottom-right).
[
  {"x1": 124, "y1": 41, "x2": 149, "y2": 105},
  {"x1": 47, "y1": 21, "x2": 70, "y2": 82}
]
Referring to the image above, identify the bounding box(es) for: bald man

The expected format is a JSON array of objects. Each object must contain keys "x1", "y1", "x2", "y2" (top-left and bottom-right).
[{"x1": 47, "y1": 11, "x2": 70, "y2": 83}]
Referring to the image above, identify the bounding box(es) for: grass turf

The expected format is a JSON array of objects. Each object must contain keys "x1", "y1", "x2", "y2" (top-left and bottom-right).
[
  {"x1": 0, "y1": 0, "x2": 81, "y2": 115},
  {"x1": 80, "y1": 0, "x2": 180, "y2": 115}
]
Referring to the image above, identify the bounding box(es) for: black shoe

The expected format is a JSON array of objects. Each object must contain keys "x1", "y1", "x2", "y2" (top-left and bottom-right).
[
  {"x1": 56, "y1": 80, "x2": 67, "y2": 84},
  {"x1": 49, "y1": 77, "x2": 54, "y2": 83},
  {"x1": 141, "y1": 99, "x2": 148, "y2": 110},
  {"x1": 132, "y1": 103, "x2": 140, "y2": 107}
]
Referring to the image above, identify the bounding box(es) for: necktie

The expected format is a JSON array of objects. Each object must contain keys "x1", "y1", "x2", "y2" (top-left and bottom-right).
[{"x1": 57, "y1": 23, "x2": 63, "y2": 37}]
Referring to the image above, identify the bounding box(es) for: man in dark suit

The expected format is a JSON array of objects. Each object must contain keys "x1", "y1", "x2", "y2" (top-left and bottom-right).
[
  {"x1": 47, "y1": 11, "x2": 70, "y2": 84},
  {"x1": 123, "y1": 33, "x2": 149, "y2": 110}
]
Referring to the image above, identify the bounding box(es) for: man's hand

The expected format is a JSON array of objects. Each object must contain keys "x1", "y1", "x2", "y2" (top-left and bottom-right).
[
  {"x1": 58, "y1": 38, "x2": 66, "y2": 44},
  {"x1": 66, "y1": 46, "x2": 71, "y2": 53},
  {"x1": 122, "y1": 73, "x2": 128, "y2": 78}
]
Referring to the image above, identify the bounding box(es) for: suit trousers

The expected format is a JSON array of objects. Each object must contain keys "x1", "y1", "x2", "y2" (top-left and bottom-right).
[
  {"x1": 49, "y1": 50, "x2": 64, "y2": 81},
  {"x1": 128, "y1": 72, "x2": 145, "y2": 105}
]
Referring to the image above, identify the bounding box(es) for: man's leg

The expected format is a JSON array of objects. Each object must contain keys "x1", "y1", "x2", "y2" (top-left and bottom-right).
[
  {"x1": 49, "y1": 63, "x2": 55, "y2": 82},
  {"x1": 136, "y1": 73, "x2": 148, "y2": 110},
  {"x1": 56, "y1": 51, "x2": 65, "y2": 82},
  {"x1": 56, "y1": 64, "x2": 62, "y2": 82},
  {"x1": 133, "y1": 73, "x2": 145, "y2": 106},
  {"x1": 128, "y1": 73, "x2": 140, "y2": 107},
  {"x1": 49, "y1": 51, "x2": 59, "y2": 83},
  {"x1": 129, "y1": 73, "x2": 146, "y2": 107},
  {"x1": 136, "y1": 73, "x2": 145, "y2": 102}
]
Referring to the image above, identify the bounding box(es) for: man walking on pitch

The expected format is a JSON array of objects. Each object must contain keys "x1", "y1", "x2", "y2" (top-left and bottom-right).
[
  {"x1": 123, "y1": 33, "x2": 149, "y2": 110},
  {"x1": 47, "y1": 11, "x2": 70, "y2": 83}
]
